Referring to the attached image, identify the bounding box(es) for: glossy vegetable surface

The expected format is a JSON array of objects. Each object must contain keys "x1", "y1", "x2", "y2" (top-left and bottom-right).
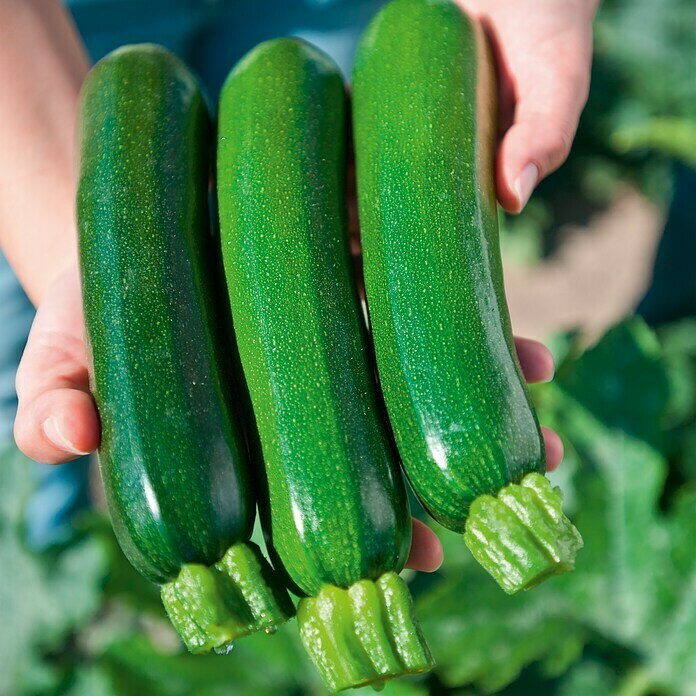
[
  {"x1": 353, "y1": 0, "x2": 582, "y2": 593},
  {"x1": 217, "y1": 38, "x2": 432, "y2": 690},
  {"x1": 77, "y1": 44, "x2": 292, "y2": 652}
]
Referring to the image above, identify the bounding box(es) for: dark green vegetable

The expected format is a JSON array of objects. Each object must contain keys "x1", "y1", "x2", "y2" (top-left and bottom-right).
[
  {"x1": 353, "y1": 0, "x2": 582, "y2": 593},
  {"x1": 217, "y1": 38, "x2": 433, "y2": 690},
  {"x1": 77, "y1": 44, "x2": 293, "y2": 653}
]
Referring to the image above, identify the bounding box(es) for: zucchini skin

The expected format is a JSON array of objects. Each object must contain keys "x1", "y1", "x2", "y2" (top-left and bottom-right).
[
  {"x1": 78, "y1": 45, "x2": 252, "y2": 585},
  {"x1": 353, "y1": 0, "x2": 545, "y2": 532},
  {"x1": 217, "y1": 38, "x2": 411, "y2": 598}
]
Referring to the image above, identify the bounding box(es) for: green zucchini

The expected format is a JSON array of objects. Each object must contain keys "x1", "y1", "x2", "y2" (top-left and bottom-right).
[
  {"x1": 217, "y1": 38, "x2": 432, "y2": 690},
  {"x1": 77, "y1": 44, "x2": 293, "y2": 653},
  {"x1": 353, "y1": 0, "x2": 582, "y2": 594}
]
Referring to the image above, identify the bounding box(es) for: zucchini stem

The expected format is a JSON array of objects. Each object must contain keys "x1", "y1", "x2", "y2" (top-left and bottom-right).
[
  {"x1": 464, "y1": 472, "x2": 583, "y2": 594},
  {"x1": 161, "y1": 541, "x2": 295, "y2": 653},
  {"x1": 297, "y1": 572, "x2": 433, "y2": 692}
]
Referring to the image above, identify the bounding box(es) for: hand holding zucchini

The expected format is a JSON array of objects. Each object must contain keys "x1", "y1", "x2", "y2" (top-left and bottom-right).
[
  {"x1": 352, "y1": 0, "x2": 582, "y2": 594},
  {"x1": 217, "y1": 38, "x2": 433, "y2": 691},
  {"x1": 77, "y1": 44, "x2": 293, "y2": 653}
]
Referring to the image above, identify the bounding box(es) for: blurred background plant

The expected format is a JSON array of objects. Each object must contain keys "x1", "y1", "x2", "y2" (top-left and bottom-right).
[
  {"x1": 503, "y1": 0, "x2": 696, "y2": 250},
  {"x1": 4, "y1": 1, "x2": 696, "y2": 694}
]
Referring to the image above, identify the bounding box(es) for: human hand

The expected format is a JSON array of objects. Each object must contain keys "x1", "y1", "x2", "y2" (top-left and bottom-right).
[
  {"x1": 457, "y1": 0, "x2": 597, "y2": 212},
  {"x1": 14, "y1": 266, "x2": 99, "y2": 463},
  {"x1": 13, "y1": 265, "x2": 563, "y2": 572}
]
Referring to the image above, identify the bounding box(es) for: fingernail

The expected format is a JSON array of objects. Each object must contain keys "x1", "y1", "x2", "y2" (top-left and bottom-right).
[
  {"x1": 515, "y1": 163, "x2": 539, "y2": 210},
  {"x1": 43, "y1": 418, "x2": 90, "y2": 456},
  {"x1": 542, "y1": 351, "x2": 556, "y2": 383},
  {"x1": 540, "y1": 367, "x2": 555, "y2": 383}
]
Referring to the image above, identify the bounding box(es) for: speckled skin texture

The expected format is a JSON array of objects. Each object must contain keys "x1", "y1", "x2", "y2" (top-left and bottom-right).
[
  {"x1": 217, "y1": 39, "x2": 411, "y2": 598},
  {"x1": 353, "y1": 0, "x2": 545, "y2": 533},
  {"x1": 78, "y1": 45, "x2": 253, "y2": 584}
]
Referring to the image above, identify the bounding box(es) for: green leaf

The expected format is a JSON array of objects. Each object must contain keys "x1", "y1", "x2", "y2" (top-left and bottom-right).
[
  {"x1": 552, "y1": 320, "x2": 668, "y2": 448},
  {"x1": 638, "y1": 487, "x2": 696, "y2": 695},
  {"x1": 77, "y1": 513, "x2": 164, "y2": 619},
  {"x1": 658, "y1": 319, "x2": 696, "y2": 429},
  {"x1": 557, "y1": 660, "x2": 618, "y2": 696},
  {"x1": 531, "y1": 319, "x2": 696, "y2": 694},
  {"x1": 594, "y1": 0, "x2": 696, "y2": 120},
  {"x1": 667, "y1": 486, "x2": 696, "y2": 578},
  {"x1": 418, "y1": 567, "x2": 585, "y2": 693},
  {"x1": 11, "y1": 314, "x2": 696, "y2": 695},
  {"x1": 65, "y1": 665, "x2": 119, "y2": 696},
  {"x1": 103, "y1": 632, "x2": 308, "y2": 696},
  {"x1": 82, "y1": 613, "x2": 431, "y2": 696},
  {"x1": 648, "y1": 575, "x2": 696, "y2": 695},
  {"x1": 546, "y1": 321, "x2": 676, "y2": 645},
  {"x1": 611, "y1": 118, "x2": 696, "y2": 168},
  {"x1": 0, "y1": 444, "x2": 108, "y2": 695},
  {"x1": 418, "y1": 318, "x2": 696, "y2": 693},
  {"x1": 551, "y1": 403, "x2": 672, "y2": 646}
]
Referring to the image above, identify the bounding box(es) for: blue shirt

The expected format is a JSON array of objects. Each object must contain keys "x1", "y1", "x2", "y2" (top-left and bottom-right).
[{"x1": 67, "y1": 0, "x2": 385, "y2": 96}]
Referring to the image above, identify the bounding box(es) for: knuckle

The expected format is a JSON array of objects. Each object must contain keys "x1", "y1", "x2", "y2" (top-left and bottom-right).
[
  {"x1": 13, "y1": 411, "x2": 34, "y2": 457},
  {"x1": 556, "y1": 126, "x2": 574, "y2": 159},
  {"x1": 14, "y1": 360, "x2": 28, "y2": 400},
  {"x1": 545, "y1": 125, "x2": 575, "y2": 172}
]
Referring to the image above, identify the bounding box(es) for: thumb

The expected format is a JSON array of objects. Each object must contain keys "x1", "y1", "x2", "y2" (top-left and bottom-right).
[
  {"x1": 496, "y1": 68, "x2": 590, "y2": 213},
  {"x1": 14, "y1": 267, "x2": 100, "y2": 464}
]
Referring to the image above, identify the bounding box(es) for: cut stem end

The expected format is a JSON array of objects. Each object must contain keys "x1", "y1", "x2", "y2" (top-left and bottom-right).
[
  {"x1": 297, "y1": 572, "x2": 433, "y2": 692},
  {"x1": 161, "y1": 541, "x2": 295, "y2": 653},
  {"x1": 464, "y1": 472, "x2": 583, "y2": 594}
]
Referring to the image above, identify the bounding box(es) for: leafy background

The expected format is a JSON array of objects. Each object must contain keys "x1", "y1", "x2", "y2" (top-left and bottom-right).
[
  {"x1": 4, "y1": 1, "x2": 696, "y2": 694},
  {"x1": 7, "y1": 317, "x2": 696, "y2": 696}
]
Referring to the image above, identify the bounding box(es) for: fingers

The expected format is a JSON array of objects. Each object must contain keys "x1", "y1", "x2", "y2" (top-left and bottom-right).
[
  {"x1": 15, "y1": 387, "x2": 99, "y2": 463},
  {"x1": 497, "y1": 44, "x2": 592, "y2": 213},
  {"x1": 406, "y1": 519, "x2": 443, "y2": 572},
  {"x1": 543, "y1": 426, "x2": 564, "y2": 472},
  {"x1": 513, "y1": 337, "x2": 562, "y2": 470},
  {"x1": 514, "y1": 336, "x2": 554, "y2": 383},
  {"x1": 14, "y1": 267, "x2": 100, "y2": 464}
]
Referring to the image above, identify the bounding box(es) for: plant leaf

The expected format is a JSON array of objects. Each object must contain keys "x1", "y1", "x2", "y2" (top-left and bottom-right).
[
  {"x1": 417, "y1": 319, "x2": 686, "y2": 692},
  {"x1": 0, "y1": 444, "x2": 108, "y2": 695}
]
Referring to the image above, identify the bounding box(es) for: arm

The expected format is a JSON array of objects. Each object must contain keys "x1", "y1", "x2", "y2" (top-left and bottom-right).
[
  {"x1": 0, "y1": 0, "x2": 89, "y2": 305},
  {"x1": 1, "y1": 1, "x2": 99, "y2": 462}
]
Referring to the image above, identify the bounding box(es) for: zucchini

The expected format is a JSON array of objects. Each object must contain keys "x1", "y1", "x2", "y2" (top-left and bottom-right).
[
  {"x1": 352, "y1": 0, "x2": 582, "y2": 593},
  {"x1": 217, "y1": 38, "x2": 433, "y2": 690},
  {"x1": 77, "y1": 44, "x2": 293, "y2": 653}
]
